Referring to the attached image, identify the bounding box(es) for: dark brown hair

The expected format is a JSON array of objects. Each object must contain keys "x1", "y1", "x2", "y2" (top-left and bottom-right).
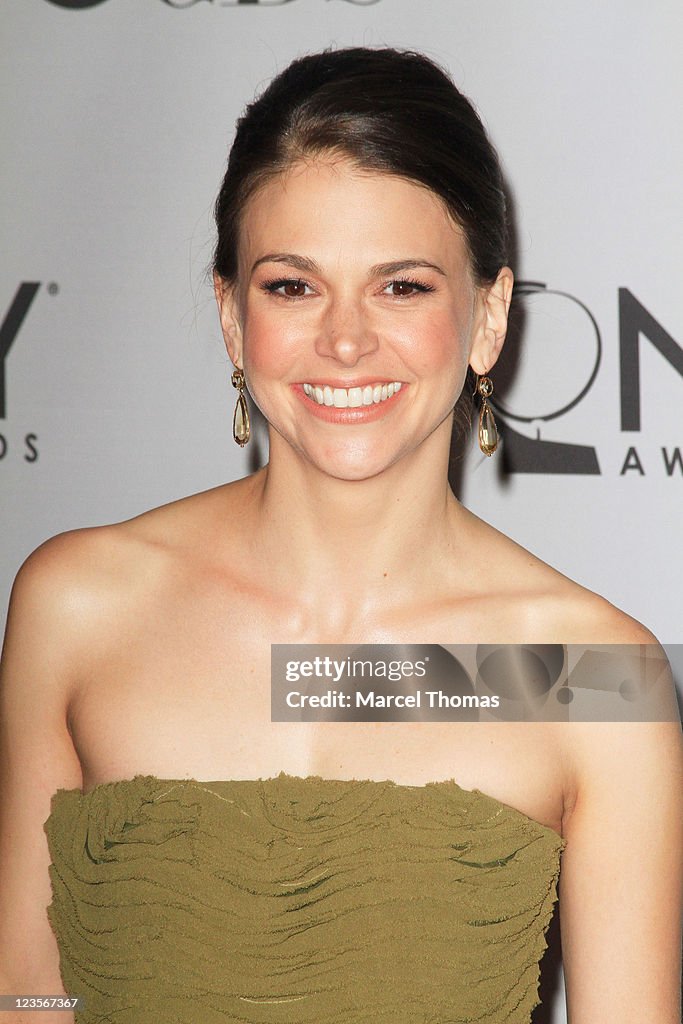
[{"x1": 214, "y1": 47, "x2": 507, "y2": 284}]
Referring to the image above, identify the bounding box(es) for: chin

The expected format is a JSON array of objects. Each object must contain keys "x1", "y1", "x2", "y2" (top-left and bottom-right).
[
  {"x1": 322, "y1": 465, "x2": 389, "y2": 483},
  {"x1": 305, "y1": 445, "x2": 406, "y2": 483}
]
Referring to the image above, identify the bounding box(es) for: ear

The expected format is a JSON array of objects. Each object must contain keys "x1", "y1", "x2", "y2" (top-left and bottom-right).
[
  {"x1": 469, "y1": 266, "x2": 514, "y2": 375},
  {"x1": 213, "y1": 271, "x2": 244, "y2": 368}
]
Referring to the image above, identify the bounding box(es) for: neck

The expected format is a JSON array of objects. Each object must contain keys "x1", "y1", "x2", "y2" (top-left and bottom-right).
[{"x1": 240, "y1": 419, "x2": 468, "y2": 632}]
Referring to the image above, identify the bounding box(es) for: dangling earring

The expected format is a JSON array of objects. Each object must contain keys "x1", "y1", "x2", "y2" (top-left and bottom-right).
[
  {"x1": 231, "y1": 368, "x2": 250, "y2": 447},
  {"x1": 474, "y1": 373, "x2": 498, "y2": 456}
]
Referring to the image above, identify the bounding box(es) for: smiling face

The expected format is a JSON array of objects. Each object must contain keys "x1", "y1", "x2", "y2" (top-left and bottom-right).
[{"x1": 215, "y1": 157, "x2": 512, "y2": 481}]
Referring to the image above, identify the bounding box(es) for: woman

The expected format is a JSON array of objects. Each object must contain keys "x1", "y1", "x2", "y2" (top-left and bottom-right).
[{"x1": 0, "y1": 47, "x2": 681, "y2": 1024}]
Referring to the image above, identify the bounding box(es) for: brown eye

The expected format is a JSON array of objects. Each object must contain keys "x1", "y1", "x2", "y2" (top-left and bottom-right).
[
  {"x1": 385, "y1": 279, "x2": 433, "y2": 297},
  {"x1": 389, "y1": 281, "x2": 414, "y2": 296},
  {"x1": 282, "y1": 280, "x2": 307, "y2": 297},
  {"x1": 261, "y1": 278, "x2": 311, "y2": 299}
]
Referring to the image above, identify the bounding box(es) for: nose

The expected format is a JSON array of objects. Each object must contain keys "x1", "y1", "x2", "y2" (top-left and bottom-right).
[{"x1": 314, "y1": 295, "x2": 379, "y2": 366}]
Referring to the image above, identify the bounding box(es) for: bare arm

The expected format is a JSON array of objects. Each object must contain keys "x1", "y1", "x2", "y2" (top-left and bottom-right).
[
  {"x1": 560, "y1": 651, "x2": 683, "y2": 1022},
  {"x1": 0, "y1": 536, "x2": 87, "y2": 1024}
]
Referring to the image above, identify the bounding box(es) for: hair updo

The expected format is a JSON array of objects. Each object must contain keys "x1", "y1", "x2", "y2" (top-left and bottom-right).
[{"x1": 213, "y1": 46, "x2": 508, "y2": 287}]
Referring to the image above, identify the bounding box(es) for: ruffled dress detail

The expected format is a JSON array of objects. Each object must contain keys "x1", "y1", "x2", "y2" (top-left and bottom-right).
[{"x1": 43, "y1": 772, "x2": 566, "y2": 1024}]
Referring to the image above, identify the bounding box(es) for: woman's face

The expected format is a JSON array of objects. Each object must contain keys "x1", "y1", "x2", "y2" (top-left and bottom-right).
[{"x1": 217, "y1": 156, "x2": 510, "y2": 481}]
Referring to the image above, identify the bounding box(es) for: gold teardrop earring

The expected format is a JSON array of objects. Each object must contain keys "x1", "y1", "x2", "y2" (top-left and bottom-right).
[
  {"x1": 474, "y1": 372, "x2": 498, "y2": 456},
  {"x1": 231, "y1": 368, "x2": 250, "y2": 447}
]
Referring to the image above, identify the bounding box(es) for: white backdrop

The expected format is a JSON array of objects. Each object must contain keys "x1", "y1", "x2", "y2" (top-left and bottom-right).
[{"x1": 2, "y1": 3, "x2": 683, "y2": 1020}]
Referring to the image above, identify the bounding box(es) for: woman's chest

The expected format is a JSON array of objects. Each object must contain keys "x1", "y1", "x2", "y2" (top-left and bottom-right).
[{"x1": 67, "y1": 630, "x2": 569, "y2": 837}]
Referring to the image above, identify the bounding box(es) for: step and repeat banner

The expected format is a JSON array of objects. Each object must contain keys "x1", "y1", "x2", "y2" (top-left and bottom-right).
[{"x1": 2, "y1": 4, "x2": 682, "y2": 1018}]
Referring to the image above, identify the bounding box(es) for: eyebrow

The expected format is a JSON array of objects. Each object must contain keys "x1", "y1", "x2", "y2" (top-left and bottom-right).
[{"x1": 250, "y1": 253, "x2": 446, "y2": 278}]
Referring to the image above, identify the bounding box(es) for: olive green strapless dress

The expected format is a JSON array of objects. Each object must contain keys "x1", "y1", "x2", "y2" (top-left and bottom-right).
[{"x1": 43, "y1": 773, "x2": 566, "y2": 1023}]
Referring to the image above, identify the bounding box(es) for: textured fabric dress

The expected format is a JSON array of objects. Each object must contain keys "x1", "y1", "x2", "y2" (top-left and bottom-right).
[{"x1": 43, "y1": 772, "x2": 566, "y2": 1024}]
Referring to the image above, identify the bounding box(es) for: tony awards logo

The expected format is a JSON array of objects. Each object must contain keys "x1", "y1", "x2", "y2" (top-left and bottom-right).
[
  {"x1": 0, "y1": 283, "x2": 41, "y2": 463},
  {"x1": 493, "y1": 283, "x2": 682, "y2": 476}
]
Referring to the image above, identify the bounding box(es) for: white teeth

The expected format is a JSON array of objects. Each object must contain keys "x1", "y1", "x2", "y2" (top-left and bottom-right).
[{"x1": 303, "y1": 381, "x2": 403, "y2": 408}]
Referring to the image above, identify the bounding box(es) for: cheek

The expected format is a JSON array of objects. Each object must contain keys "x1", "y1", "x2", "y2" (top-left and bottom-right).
[
  {"x1": 241, "y1": 307, "x2": 305, "y2": 379},
  {"x1": 400, "y1": 309, "x2": 471, "y2": 376}
]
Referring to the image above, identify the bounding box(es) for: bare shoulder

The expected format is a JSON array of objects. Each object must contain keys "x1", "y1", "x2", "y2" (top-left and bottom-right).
[
  {"x1": 464, "y1": 513, "x2": 681, "y2": 828},
  {"x1": 466, "y1": 509, "x2": 659, "y2": 644},
  {"x1": 487, "y1": 527, "x2": 683, "y2": 835},
  {"x1": 4, "y1": 481, "x2": 242, "y2": 673},
  {"x1": 538, "y1": 582, "x2": 659, "y2": 645},
  {"x1": 14, "y1": 481, "x2": 239, "y2": 592},
  {"x1": 5, "y1": 526, "x2": 121, "y2": 670},
  {"x1": 11, "y1": 520, "x2": 159, "y2": 630}
]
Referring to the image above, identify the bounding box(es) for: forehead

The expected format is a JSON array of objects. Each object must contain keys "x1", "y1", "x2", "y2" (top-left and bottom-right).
[{"x1": 239, "y1": 157, "x2": 470, "y2": 272}]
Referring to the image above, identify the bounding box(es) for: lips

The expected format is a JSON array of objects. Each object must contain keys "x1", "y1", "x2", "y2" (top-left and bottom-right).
[{"x1": 302, "y1": 381, "x2": 403, "y2": 408}]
